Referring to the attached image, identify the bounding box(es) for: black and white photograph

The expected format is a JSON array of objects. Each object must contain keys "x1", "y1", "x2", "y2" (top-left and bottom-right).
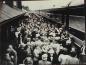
[{"x1": 0, "y1": 0, "x2": 85, "y2": 65}]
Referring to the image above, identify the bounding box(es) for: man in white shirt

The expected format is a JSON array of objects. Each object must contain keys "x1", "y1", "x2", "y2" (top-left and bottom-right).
[{"x1": 58, "y1": 50, "x2": 71, "y2": 65}]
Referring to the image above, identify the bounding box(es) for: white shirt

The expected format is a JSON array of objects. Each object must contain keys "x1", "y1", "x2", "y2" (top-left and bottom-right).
[{"x1": 58, "y1": 54, "x2": 71, "y2": 65}]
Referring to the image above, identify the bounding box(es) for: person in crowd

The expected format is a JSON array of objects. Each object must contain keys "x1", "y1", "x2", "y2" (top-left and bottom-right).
[
  {"x1": 8, "y1": 45, "x2": 17, "y2": 65},
  {"x1": 2, "y1": 45, "x2": 17, "y2": 65},
  {"x1": 47, "y1": 48, "x2": 59, "y2": 65},
  {"x1": 48, "y1": 48, "x2": 54, "y2": 62},
  {"x1": 20, "y1": 25, "x2": 27, "y2": 43},
  {"x1": 31, "y1": 28, "x2": 37, "y2": 41},
  {"x1": 17, "y1": 37, "x2": 26, "y2": 64},
  {"x1": 68, "y1": 51, "x2": 79, "y2": 64},
  {"x1": 3, "y1": 51, "x2": 14, "y2": 65},
  {"x1": 38, "y1": 54, "x2": 51, "y2": 65},
  {"x1": 24, "y1": 45, "x2": 32, "y2": 57},
  {"x1": 33, "y1": 46, "x2": 42, "y2": 65},
  {"x1": 58, "y1": 50, "x2": 71, "y2": 65},
  {"x1": 23, "y1": 56, "x2": 33, "y2": 65}
]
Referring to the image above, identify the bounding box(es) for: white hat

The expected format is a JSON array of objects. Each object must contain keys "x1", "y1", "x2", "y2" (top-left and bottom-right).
[
  {"x1": 42, "y1": 54, "x2": 48, "y2": 58},
  {"x1": 48, "y1": 49, "x2": 54, "y2": 54},
  {"x1": 55, "y1": 37, "x2": 60, "y2": 40},
  {"x1": 36, "y1": 34, "x2": 40, "y2": 37}
]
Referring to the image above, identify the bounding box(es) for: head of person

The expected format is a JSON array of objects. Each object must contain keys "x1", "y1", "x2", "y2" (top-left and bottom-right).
[
  {"x1": 48, "y1": 48, "x2": 54, "y2": 56},
  {"x1": 71, "y1": 46, "x2": 76, "y2": 52},
  {"x1": 6, "y1": 45, "x2": 13, "y2": 53},
  {"x1": 27, "y1": 38, "x2": 31, "y2": 43},
  {"x1": 24, "y1": 56, "x2": 33, "y2": 65},
  {"x1": 8, "y1": 45, "x2": 13, "y2": 49},
  {"x1": 42, "y1": 53, "x2": 48, "y2": 61},
  {"x1": 59, "y1": 28, "x2": 63, "y2": 32}
]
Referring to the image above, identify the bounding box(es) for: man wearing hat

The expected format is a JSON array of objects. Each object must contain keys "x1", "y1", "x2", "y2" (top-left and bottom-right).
[{"x1": 48, "y1": 48, "x2": 59, "y2": 65}]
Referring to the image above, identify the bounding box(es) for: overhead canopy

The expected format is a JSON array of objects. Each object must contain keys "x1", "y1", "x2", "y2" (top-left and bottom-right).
[
  {"x1": 0, "y1": 4, "x2": 25, "y2": 24},
  {"x1": 42, "y1": 4, "x2": 84, "y2": 16},
  {"x1": 21, "y1": 0, "x2": 84, "y2": 10}
]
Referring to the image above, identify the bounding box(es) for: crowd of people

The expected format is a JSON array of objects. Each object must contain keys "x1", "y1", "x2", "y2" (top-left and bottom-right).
[{"x1": 2, "y1": 13, "x2": 81, "y2": 65}]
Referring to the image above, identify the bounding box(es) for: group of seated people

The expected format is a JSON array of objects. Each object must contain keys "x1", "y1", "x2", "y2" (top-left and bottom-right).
[{"x1": 2, "y1": 13, "x2": 81, "y2": 65}]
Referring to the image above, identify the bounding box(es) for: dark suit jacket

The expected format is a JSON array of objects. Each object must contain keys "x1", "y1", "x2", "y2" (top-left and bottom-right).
[{"x1": 47, "y1": 53, "x2": 60, "y2": 65}]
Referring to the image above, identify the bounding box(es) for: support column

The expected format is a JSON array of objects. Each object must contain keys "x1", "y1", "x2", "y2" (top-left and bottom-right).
[
  {"x1": 80, "y1": 1, "x2": 86, "y2": 64},
  {"x1": 16, "y1": 0, "x2": 22, "y2": 9},
  {"x1": 61, "y1": 14, "x2": 65, "y2": 24},
  {"x1": 0, "y1": 1, "x2": 3, "y2": 14},
  {"x1": 65, "y1": 7, "x2": 69, "y2": 30},
  {"x1": 66, "y1": 14, "x2": 69, "y2": 30},
  {"x1": 85, "y1": 0, "x2": 86, "y2": 53}
]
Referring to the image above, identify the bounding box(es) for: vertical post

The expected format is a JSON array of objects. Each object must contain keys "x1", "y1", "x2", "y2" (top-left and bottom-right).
[
  {"x1": 65, "y1": 7, "x2": 69, "y2": 30},
  {"x1": 16, "y1": 0, "x2": 22, "y2": 9},
  {"x1": 84, "y1": 1, "x2": 86, "y2": 61},
  {"x1": 61, "y1": 14, "x2": 65, "y2": 24},
  {"x1": 65, "y1": 2, "x2": 72, "y2": 30},
  {"x1": 85, "y1": 0, "x2": 86, "y2": 53},
  {"x1": 80, "y1": 1, "x2": 86, "y2": 64},
  {"x1": 0, "y1": 1, "x2": 3, "y2": 64}
]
